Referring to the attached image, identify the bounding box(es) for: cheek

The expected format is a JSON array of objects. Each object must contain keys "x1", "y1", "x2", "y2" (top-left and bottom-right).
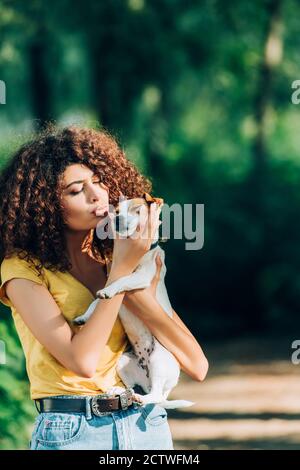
[
  {"x1": 62, "y1": 198, "x2": 88, "y2": 226},
  {"x1": 100, "y1": 188, "x2": 109, "y2": 204}
]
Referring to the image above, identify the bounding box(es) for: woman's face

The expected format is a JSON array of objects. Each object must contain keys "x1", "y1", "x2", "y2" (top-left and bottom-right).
[{"x1": 60, "y1": 164, "x2": 109, "y2": 230}]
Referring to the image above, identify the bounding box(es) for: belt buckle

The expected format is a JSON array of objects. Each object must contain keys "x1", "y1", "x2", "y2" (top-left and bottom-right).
[
  {"x1": 119, "y1": 390, "x2": 130, "y2": 410},
  {"x1": 91, "y1": 394, "x2": 112, "y2": 417}
]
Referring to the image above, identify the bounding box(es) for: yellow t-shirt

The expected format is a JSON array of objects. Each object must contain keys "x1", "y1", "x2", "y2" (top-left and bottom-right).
[{"x1": 0, "y1": 252, "x2": 129, "y2": 400}]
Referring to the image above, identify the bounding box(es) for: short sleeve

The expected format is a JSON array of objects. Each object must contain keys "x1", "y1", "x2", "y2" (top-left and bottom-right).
[{"x1": 0, "y1": 255, "x2": 46, "y2": 308}]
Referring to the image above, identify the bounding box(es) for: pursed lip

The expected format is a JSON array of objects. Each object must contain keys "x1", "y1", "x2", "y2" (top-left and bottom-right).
[{"x1": 91, "y1": 205, "x2": 109, "y2": 216}]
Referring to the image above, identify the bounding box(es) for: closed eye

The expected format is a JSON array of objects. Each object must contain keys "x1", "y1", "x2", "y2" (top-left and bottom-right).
[{"x1": 70, "y1": 180, "x2": 101, "y2": 196}]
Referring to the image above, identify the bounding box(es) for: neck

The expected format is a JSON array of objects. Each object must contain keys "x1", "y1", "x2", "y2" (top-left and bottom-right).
[{"x1": 64, "y1": 228, "x2": 92, "y2": 269}]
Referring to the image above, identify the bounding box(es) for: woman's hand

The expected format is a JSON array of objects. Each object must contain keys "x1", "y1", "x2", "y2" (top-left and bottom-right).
[
  {"x1": 147, "y1": 253, "x2": 163, "y2": 298},
  {"x1": 123, "y1": 252, "x2": 163, "y2": 308},
  {"x1": 107, "y1": 203, "x2": 161, "y2": 283}
]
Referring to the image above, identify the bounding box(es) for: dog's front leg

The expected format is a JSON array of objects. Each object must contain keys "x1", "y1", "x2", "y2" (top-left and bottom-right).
[
  {"x1": 72, "y1": 298, "x2": 99, "y2": 325},
  {"x1": 97, "y1": 255, "x2": 157, "y2": 299}
]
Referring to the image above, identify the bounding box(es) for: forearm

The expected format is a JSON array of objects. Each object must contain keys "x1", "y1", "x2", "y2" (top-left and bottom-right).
[
  {"x1": 70, "y1": 267, "x2": 131, "y2": 377},
  {"x1": 125, "y1": 292, "x2": 208, "y2": 381}
]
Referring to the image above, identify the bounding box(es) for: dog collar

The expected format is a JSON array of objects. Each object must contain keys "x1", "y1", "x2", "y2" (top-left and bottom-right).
[{"x1": 150, "y1": 240, "x2": 159, "y2": 250}]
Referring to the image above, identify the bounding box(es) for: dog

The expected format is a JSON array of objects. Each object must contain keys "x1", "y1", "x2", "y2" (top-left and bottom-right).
[{"x1": 72, "y1": 193, "x2": 195, "y2": 410}]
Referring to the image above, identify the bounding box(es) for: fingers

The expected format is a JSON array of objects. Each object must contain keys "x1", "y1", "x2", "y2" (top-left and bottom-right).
[
  {"x1": 132, "y1": 203, "x2": 160, "y2": 246},
  {"x1": 151, "y1": 253, "x2": 162, "y2": 288},
  {"x1": 155, "y1": 252, "x2": 162, "y2": 266},
  {"x1": 107, "y1": 211, "x2": 119, "y2": 239},
  {"x1": 151, "y1": 204, "x2": 161, "y2": 240},
  {"x1": 134, "y1": 204, "x2": 148, "y2": 235},
  {"x1": 141, "y1": 203, "x2": 160, "y2": 240},
  {"x1": 155, "y1": 253, "x2": 162, "y2": 275}
]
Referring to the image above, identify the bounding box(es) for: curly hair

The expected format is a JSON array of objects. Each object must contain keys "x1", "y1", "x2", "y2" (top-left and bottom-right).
[{"x1": 0, "y1": 125, "x2": 153, "y2": 279}]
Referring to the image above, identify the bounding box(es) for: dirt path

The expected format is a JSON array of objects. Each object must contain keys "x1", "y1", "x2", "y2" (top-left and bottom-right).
[{"x1": 167, "y1": 336, "x2": 300, "y2": 450}]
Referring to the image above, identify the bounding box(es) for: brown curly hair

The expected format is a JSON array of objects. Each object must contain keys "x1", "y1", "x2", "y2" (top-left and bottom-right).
[{"x1": 0, "y1": 125, "x2": 153, "y2": 279}]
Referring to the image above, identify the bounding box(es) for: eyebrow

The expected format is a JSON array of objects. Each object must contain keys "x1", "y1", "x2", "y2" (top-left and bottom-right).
[{"x1": 64, "y1": 173, "x2": 96, "y2": 190}]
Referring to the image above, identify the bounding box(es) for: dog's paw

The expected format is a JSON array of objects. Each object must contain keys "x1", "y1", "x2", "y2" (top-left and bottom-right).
[
  {"x1": 100, "y1": 293, "x2": 110, "y2": 299},
  {"x1": 72, "y1": 316, "x2": 87, "y2": 326},
  {"x1": 131, "y1": 392, "x2": 144, "y2": 405},
  {"x1": 96, "y1": 289, "x2": 111, "y2": 299},
  {"x1": 72, "y1": 313, "x2": 90, "y2": 325}
]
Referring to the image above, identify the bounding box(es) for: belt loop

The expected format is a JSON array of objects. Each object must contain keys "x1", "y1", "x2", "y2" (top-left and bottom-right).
[
  {"x1": 34, "y1": 399, "x2": 42, "y2": 414},
  {"x1": 85, "y1": 397, "x2": 93, "y2": 421}
]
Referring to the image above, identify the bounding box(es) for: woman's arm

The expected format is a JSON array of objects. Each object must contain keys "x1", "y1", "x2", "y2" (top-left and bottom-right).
[
  {"x1": 124, "y1": 291, "x2": 208, "y2": 381},
  {"x1": 5, "y1": 264, "x2": 133, "y2": 378}
]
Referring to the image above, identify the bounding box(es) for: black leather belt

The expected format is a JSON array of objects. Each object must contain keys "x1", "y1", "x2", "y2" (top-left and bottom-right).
[{"x1": 34, "y1": 388, "x2": 139, "y2": 417}]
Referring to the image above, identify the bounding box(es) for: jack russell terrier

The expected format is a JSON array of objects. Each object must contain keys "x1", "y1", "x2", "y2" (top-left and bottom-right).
[{"x1": 73, "y1": 193, "x2": 195, "y2": 410}]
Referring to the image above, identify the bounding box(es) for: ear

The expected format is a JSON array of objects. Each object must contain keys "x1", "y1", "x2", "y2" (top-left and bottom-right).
[
  {"x1": 119, "y1": 193, "x2": 127, "y2": 202},
  {"x1": 143, "y1": 192, "x2": 164, "y2": 206},
  {"x1": 143, "y1": 192, "x2": 153, "y2": 202}
]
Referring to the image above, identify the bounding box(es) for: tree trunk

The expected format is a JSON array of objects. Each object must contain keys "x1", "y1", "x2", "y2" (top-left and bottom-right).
[{"x1": 28, "y1": 27, "x2": 54, "y2": 131}]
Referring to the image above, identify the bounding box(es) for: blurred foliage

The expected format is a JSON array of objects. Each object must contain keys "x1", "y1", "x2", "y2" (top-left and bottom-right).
[
  {"x1": 0, "y1": 0, "x2": 300, "y2": 449},
  {"x1": 0, "y1": 307, "x2": 35, "y2": 449}
]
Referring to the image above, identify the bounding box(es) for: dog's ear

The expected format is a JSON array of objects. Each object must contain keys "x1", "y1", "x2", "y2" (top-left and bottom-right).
[
  {"x1": 143, "y1": 192, "x2": 164, "y2": 206},
  {"x1": 143, "y1": 192, "x2": 153, "y2": 203},
  {"x1": 119, "y1": 193, "x2": 127, "y2": 203}
]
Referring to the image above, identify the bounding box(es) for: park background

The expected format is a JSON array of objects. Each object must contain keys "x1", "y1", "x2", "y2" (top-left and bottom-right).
[{"x1": 0, "y1": 0, "x2": 300, "y2": 450}]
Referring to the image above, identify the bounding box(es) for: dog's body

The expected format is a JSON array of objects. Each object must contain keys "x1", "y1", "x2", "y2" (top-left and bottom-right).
[{"x1": 73, "y1": 194, "x2": 195, "y2": 409}]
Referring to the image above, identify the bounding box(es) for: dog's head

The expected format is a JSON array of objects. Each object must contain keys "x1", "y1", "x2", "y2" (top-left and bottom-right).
[{"x1": 114, "y1": 192, "x2": 165, "y2": 244}]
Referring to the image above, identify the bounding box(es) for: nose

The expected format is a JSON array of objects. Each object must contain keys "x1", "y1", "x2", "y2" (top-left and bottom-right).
[{"x1": 89, "y1": 184, "x2": 101, "y2": 203}]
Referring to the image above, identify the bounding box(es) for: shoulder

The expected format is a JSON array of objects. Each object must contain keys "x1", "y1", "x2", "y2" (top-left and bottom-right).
[
  {"x1": 1, "y1": 253, "x2": 43, "y2": 278},
  {"x1": 0, "y1": 253, "x2": 49, "y2": 308}
]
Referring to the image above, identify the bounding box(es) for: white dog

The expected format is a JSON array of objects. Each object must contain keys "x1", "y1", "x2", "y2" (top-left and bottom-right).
[{"x1": 73, "y1": 193, "x2": 195, "y2": 410}]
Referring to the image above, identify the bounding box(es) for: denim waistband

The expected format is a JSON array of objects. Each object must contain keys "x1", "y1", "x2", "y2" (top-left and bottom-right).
[{"x1": 34, "y1": 385, "x2": 145, "y2": 420}]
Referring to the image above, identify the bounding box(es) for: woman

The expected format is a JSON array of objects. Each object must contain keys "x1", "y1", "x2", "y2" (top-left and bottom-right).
[{"x1": 0, "y1": 125, "x2": 208, "y2": 450}]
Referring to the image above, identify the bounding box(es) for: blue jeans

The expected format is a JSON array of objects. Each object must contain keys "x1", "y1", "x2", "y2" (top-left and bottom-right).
[{"x1": 29, "y1": 394, "x2": 174, "y2": 450}]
